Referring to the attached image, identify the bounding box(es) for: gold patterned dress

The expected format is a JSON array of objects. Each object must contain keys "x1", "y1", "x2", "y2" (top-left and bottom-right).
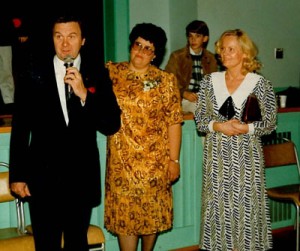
[{"x1": 104, "y1": 61, "x2": 183, "y2": 235}]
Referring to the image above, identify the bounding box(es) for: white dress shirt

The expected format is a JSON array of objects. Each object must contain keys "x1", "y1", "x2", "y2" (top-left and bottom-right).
[{"x1": 53, "y1": 55, "x2": 81, "y2": 125}]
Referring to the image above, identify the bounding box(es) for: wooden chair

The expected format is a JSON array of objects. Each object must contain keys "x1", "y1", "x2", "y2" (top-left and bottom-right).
[
  {"x1": 263, "y1": 139, "x2": 300, "y2": 251},
  {"x1": 0, "y1": 162, "x2": 35, "y2": 251}
]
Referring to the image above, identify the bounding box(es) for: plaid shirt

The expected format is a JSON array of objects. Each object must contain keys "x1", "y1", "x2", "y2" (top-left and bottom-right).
[{"x1": 189, "y1": 54, "x2": 203, "y2": 92}]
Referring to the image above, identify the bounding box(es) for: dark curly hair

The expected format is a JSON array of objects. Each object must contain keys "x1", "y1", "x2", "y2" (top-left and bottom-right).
[{"x1": 129, "y1": 23, "x2": 167, "y2": 67}]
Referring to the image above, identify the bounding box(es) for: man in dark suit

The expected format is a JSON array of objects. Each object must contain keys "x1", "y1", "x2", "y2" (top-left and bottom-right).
[{"x1": 9, "y1": 14, "x2": 121, "y2": 251}]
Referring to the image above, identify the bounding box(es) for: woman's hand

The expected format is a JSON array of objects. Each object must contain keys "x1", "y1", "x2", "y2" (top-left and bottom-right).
[
  {"x1": 214, "y1": 119, "x2": 249, "y2": 136},
  {"x1": 231, "y1": 119, "x2": 249, "y2": 134},
  {"x1": 168, "y1": 160, "x2": 180, "y2": 183},
  {"x1": 183, "y1": 91, "x2": 198, "y2": 102}
]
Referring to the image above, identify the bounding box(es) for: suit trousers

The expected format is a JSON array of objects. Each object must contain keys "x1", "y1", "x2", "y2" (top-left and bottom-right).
[{"x1": 28, "y1": 193, "x2": 92, "y2": 251}]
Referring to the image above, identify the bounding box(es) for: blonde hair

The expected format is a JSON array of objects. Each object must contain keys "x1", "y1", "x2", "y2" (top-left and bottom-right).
[{"x1": 215, "y1": 29, "x2": 262, "y2": 74}]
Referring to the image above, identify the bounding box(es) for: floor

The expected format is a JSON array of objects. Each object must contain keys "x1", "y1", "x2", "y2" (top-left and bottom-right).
[{"x1": 170, "y1": 227, "x2": 296, "y2": 251}]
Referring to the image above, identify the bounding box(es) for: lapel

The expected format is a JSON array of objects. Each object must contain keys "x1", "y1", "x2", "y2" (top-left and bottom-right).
[{"x1": 39, "y1": 58, "x2": 68, "y2": 126}]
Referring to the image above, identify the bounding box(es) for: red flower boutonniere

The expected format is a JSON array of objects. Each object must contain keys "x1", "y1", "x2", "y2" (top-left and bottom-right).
[
  {"x1": 88, "y1": 87, "x2": 96, "y2": 94},
  {"x1": 12, "y1": 18, "x2": 22, "y2": 28}
]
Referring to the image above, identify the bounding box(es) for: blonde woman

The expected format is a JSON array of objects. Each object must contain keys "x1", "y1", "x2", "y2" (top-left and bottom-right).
[{"x1": 195, "y1": 29, "x2": 277, "y2": 251}]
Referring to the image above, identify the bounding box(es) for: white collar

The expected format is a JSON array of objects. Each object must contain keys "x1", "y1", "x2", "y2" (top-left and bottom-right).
[
  {"x1": 189, "y1": 47, "x2": 202, "y2": 56},
  {"x1": 212, "y1": 72, "x2": 261, "y2": 109}
]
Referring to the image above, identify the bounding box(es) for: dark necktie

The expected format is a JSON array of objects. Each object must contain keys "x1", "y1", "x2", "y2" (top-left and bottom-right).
[{"x1": 219, "y1": 96, "x2": 235, "y2": 120}]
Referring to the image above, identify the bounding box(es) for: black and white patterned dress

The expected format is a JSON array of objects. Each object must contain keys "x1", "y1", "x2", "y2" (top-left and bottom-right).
[{"x1": 194, "y1": 72, "x2": 277, "y2": 251}]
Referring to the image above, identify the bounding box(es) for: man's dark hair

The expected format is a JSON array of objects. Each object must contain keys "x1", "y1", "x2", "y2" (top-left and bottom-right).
[
  {"x1": 185, "y1": 20, "x2": 209, "y2": 37},
  {"x1": 52, "y1": 14, "x2": 85, "y2": 38}
]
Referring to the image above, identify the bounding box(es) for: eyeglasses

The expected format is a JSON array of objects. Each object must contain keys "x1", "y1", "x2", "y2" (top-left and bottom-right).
[{"x1": 131, "y1": 41, "x2": 154, "y2": 56}]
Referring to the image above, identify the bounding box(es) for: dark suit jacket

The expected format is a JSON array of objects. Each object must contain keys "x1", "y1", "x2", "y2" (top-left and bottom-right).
[
  {"x1": 9, "y1": 53, "x2": 121, "y2": 207},
  {"x1": 0, "y1": 13, "x2": 17, "y2": 46}
]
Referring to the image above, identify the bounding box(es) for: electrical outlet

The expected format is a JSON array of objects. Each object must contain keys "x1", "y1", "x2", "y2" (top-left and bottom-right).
[{"x1": 275, "y1": 48, "x2": 284, "y2": 59}]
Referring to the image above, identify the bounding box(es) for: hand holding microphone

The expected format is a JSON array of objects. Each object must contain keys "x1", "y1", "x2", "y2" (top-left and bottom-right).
[
  {"x1": 63, "y1": 55, "x2": 88, "y2": 103},
  {"x1": 64, "y1": 56, "x2": 75, "y2": 101}
]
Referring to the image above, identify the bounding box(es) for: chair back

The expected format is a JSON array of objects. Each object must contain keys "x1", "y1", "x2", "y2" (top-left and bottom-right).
[
  {"x1": 0, "y1": 162, "x2": 28, "y2": 235},
  {"x1": 263, "y1": 139, "x2": 300, "y2": 251},
  {"x1": 263, "y1": 140, "x2": 298, "y2": 168},
  {"x1": 0, "y1": 163, "x2": 15, "y2": 203}
]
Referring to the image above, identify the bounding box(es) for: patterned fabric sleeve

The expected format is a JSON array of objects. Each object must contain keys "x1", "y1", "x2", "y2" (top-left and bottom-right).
[
  {"x1": 251, "y1": 77, "x2": 277, "y2": 136},
  {"x1": 194, "y1": 74, "x2": 215, "y2": 133},
  {"x1": 162, "y1": 71, "x2": 183, "y2": 126}
]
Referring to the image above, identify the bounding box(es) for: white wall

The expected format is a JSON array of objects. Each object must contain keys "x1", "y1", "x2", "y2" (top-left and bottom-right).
[
  {"x1": 197, "y1": 0, "x2": 300, "y2": 88},
  {"x1": 129, "y1": 0, "x2": 171, "y2": 67},
  {"x1": 129, "y1": 0, "x2": 198, "y2": 68},
  {"x1": 129, "y1": 0, "x2": 300, "y2": 88}
]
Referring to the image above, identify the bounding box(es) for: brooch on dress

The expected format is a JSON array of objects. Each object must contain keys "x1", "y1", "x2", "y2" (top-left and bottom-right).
[{"x1": 143, "y1": 78, "x2": 161, "y2": 91}]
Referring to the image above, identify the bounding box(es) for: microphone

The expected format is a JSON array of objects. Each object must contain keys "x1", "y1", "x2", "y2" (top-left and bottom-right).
[
  {"x1": 63, "y1": 56, "x2": 74, "y2": 101},
  {"x1": 63, "y1": 55, "x2": 74, "y2": 68}
]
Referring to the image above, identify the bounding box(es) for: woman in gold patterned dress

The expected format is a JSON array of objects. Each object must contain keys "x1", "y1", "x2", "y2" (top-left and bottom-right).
[{"x1": 104, "y1": 23, "x2": 183, "y2": 251}]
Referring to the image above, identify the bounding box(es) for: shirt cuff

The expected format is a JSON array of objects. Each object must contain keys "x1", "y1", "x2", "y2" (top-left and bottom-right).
[
  {"x1": 208, "y1": 120, "x2": 215, "y2": 132},
  {"x1": 248, "y1": 123, "x2": 254, "y2": 134}
]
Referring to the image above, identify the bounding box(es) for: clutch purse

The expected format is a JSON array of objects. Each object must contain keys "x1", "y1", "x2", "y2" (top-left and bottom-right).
[{"x1": 241, "y1": 93, "x2": 262, "y2": 123}]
